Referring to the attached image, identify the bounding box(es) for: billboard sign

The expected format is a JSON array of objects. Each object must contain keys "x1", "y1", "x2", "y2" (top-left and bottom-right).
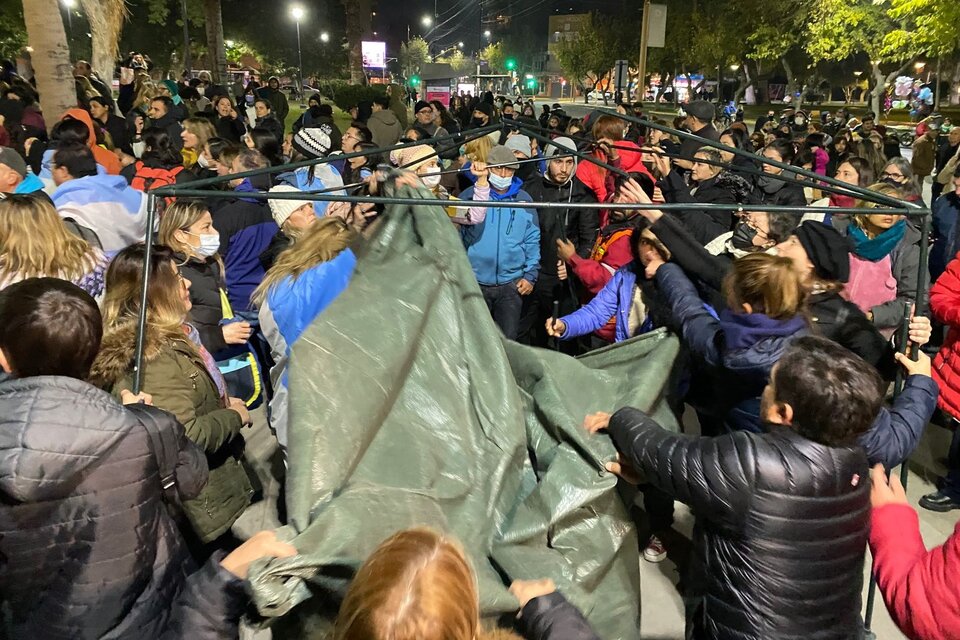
[{"x1": 362, "y1": 41, "x2": 386, "y2": 68}]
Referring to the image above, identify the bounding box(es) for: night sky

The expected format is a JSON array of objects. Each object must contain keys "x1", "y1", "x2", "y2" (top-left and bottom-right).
[{"x1": 374, "y1": 0, "x2": 627, "y2": 57}]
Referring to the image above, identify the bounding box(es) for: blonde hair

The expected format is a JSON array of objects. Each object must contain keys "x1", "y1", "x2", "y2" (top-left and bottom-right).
[
  {"x1": 464, "y1": 135, "x2": 493, "y2": 163},
  {"x1": 252, "y1": 216, "x2": 357, "y2": 305},
  {"x1": 724, "y1": 253, "x2": 807, "y2": 320},
  {"x1": 158, "y1": 200, "x2": 213, "y2": 259},
  {"x1": 853, "y1": 182, "x2": 904, "y2": 234},
  {"x1": 0, "y1": 195, "x2": 99, "y2": 282},
  {"x1": 100, "y1": 244, "x2": 190, "y2": 345},
  {"x1": 334, "y1": 528, "x2": 480, "y2": 640},
  {"x1": 182, "y1": 117, "x2": 216, "y2": 152}
]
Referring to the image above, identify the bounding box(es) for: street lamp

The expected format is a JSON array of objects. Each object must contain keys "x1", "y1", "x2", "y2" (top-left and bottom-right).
[
  {"x1": 730, "y1": 64, "x2": 740, "y2": 72},
  {"x1": 422, "y1": 15, "x2": 433, "y2": 27},
  {"x1": 62, "y1": 0, "x2": 76, "y2": 33},
  {"x1": 484, "y1": 30, "x2": 491, "y2": 39},
  {"x1": 225, "y1": 39, "x2": 235, "y2": 48},
  {"x1": 290, "y1": 5, "x2": 305, "y2": 101},
  {"x1": 457, "y1": 42, "x2": 464, "y2": 49},
  {"x1": 320, "y1": 32, "x2": 330, "y2": 43}
]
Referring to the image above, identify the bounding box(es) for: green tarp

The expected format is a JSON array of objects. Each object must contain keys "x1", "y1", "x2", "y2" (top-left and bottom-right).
[{"x1": 247, "y1": 189, "x2": 680, "y2": 639}]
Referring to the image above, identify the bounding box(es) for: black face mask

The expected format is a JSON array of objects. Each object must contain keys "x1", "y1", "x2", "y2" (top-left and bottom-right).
[
  {"x1": 503, "y1": 113, "x2": 514, "y2": 120},
  {"x1": 471, "y1": 117, "x2": 487, "y2": 128},
  {"x1": 731, "y1": 222, "x2": 759, "y2": 250}
]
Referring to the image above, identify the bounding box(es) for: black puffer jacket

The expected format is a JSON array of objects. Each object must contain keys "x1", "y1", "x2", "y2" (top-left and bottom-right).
[
  {"x1": 0, "y1": 376, "x2": 212, "y2": 639},
  {"x1": 608, "y1": 407, "x2": 870, "y2": 640},
  {"x1": 659, "y1": 170, "x2": 756, "y2": 246},
  {"x1": 176, "y1": 252, "x2": 229, "y2": 355}
]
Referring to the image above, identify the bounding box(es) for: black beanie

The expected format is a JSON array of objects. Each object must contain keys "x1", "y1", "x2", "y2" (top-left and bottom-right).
[
  {"x1": 474, "y1": 102, "x2": 493, "y2": 118},
  {"x1": 794, "y1": 221, "x2": 851, "y2": 283},
  {"x1": 414, "y1": 100, "x2": 431, "y2": 114}
]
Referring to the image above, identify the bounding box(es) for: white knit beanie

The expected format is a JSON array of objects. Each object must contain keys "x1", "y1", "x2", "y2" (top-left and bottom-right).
[{"x1": 268, "y1": 185, "x2": 313, "y2": 227}]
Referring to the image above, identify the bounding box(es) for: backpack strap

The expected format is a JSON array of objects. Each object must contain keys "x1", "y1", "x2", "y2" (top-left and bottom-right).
[{"x1": 127, "y1": 404, "x2": 179, "y2": 504}]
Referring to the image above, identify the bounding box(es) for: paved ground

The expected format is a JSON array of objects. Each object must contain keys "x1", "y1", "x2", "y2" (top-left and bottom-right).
[{"x1": 233, "y1": 397, "x2": 957, "y2": 639}]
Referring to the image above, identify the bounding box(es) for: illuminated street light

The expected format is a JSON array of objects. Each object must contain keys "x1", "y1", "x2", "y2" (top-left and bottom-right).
[
  {"x1": 62, "y1": 0, "x2": 76, "y2": 6},
  {"x1": 422, "y1": 15, "x2": 433, "y2": 27},
  {"x1": 484, "y1": 30, "x2": 491, "y2": 39},
  {"x1": 320, "y1": 32, "x2": 330, "y2": 43},
  {"x1": 730, "y1": 64, "x2": 740, "y2": 72},
  {"x1": 290, "y1": 5, "x2": 306, "y2": 101},
  {"x1": 225, "y1": 39, "x2": 235, "y2": 48},
  {"x1": 457, "y1": 41, "x2": 464, "y2": 48}
]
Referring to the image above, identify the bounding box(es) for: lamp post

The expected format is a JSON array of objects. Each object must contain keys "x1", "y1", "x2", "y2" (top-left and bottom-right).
[
  {"x1": 61, "y1": 0, "x2": 75, "y2": 33},
  {"x1": 290, "y1": 5, "x2": 305, "y2": 101}
]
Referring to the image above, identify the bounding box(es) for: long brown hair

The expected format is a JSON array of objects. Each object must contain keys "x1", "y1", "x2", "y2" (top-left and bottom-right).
[
  {"x1": 724, "y1": 253, "x2": 807, "y2": 320},
  {"x1": 333, "y1": 528, "x2": 480, "y2": 640},
  {"x1": 252, "y1": 216, "x2": 357, "y2": 305},
  {"x1": 100, "y1": 244, "x2": 191, "y2": 346},
  {"x1": 0, "y1": 194, "x2": 99, "y2": 282}
]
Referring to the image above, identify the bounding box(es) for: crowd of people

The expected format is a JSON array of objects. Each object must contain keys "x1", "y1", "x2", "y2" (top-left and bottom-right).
[{"x1": 2, "y1": 52, "x2": 960, "y2": 639}]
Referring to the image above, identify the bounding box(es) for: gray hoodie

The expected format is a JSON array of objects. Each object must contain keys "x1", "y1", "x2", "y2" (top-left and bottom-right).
[{"x1": 367, "y1": 108, "x2": 403, "y2": 147}]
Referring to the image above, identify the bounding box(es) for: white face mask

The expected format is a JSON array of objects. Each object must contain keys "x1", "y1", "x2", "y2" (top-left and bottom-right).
[
  {"x1": 420, "y1": 172, "x2": 441, "y2": 188},
  {"x1": 185, "y1": 230, "x2": 220, "y2": 257},
  {"x1": 197, "y1": 153, "x2": 210, "y2": 169}
]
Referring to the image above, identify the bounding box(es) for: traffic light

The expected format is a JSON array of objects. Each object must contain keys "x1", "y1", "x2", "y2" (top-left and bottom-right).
[
  {"x1": 504, "y1": 58, "x2": 517, "y2": 71},
  {"x1": 525, "y1": 77, "x2": 537, "y2": 90},
  {"x1": 409, "y1": 75, "x2": 420, "y2": 87}
]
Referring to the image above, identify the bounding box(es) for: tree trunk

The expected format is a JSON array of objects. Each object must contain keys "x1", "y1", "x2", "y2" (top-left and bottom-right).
[
  {"x1": 78, "y1": 0, "x2": 127, "y2": 93},
  {"x1": 203, "y1": 0, "x2": 227, "y2": 85},
  {"x1": 343, "y1": 0, "x2": 372, "y2": 85},
  {"x1": 733, "y1": 62, "x2": 755, "y2": 106},
  {"x1": 870, "y1": 58, "x2": 917, "y2": 117},
  {"x1": 781, "y1": 57, "x2": 801, "y2": 110},
  {"x1": 23, "y1": 0, "x2": 76, "y2": 130},
  {"x1": 952, "y1": 61, "x2": 960, "y2": 105}
]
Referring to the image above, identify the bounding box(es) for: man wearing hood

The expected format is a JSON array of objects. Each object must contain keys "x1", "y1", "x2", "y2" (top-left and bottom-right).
[
  {"x1": 147, "y1": 96, "x2": 184, "y2": 151},
  {"x1": 256, "y1": 76, "x2": 289, "y2": 127},
  {"x1": 461, "y1": 145, "x2": 541, "y2": 340},
  {"x1": 520, "y1": 136, "x2": 598, "y2": 349},
  {"x1": 468, "y1": 102, "x2": 495, "y2": 130},
  {"x1": 51, "y1": 143, "x2": 147, "y2": 253},
  {"x1": 367, "y1": 96, "x2": 403, "y2": 147}
]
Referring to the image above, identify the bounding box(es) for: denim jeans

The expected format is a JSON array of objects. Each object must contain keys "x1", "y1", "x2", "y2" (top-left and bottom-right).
[{"x1": 481, "y1": 283, "x2": 523, "y2": 340}]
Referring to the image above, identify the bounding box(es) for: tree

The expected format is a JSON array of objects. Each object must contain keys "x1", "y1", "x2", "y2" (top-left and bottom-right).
[
  {"x1": 805, "y1": 0, "x2": 914, "y2": 116},
  {"x1": 0, "y1": 0, "x2": 27, "y2": 60},
  {"x1": 884, "y1": 0, "x2": 960, "y2": 59},
  {"x1": 202, "y1": 0, "x2": 226, "y2": 84},
  {"x1": 744, "y1": 0, "x2": 811, "y2": 108},
  {"x1": 554, "y1": 24, "x2": 603, "y2": 103},
  {"x1": 480, "y1": 42, "x2": 505, "y2": 74},
  {"x1": 78, "y1": 0, "x2": 127, "y2": 86},
  {"x1": 22, "y1": 0, "x2": 75, "y2": 129},
  {"x1": 436, "y1": 50, "x2": 473, "y2": 77},
  {"x1": 399, "y1": 37, "x2": 429, "y2": 78},
  {"x1": 342, "y1": 0, "x2": 371, "y2": 84}
]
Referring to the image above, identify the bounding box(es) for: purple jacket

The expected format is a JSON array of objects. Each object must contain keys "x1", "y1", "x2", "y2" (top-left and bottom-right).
[{"x1": 560, "y1": 263, "x2": 643, "y2": 343}]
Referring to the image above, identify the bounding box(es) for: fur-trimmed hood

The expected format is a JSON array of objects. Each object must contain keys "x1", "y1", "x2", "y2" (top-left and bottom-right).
[{"x1": 89, "y1": 321, "x2": 184, "y2": 388}]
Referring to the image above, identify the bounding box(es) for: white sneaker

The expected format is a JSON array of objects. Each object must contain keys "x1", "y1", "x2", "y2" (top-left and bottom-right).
[{"x1": 643, "y1": 535, "x2": 667, "y2": 563}]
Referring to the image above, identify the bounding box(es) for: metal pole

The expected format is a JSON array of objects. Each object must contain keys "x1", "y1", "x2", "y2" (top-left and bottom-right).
[
  {"x1": 180, "y1": 0, "x2": 192, "y2": 75},
  {"x1": 638, "y1": 0, "x2": 651, "y2": 101},
  {"x1": 296, "y1": 20, "x2": 303, "y2": 100},
  {"x1": 934, "y1": 57, "x2": 942, "y2": 109},
  {"x1": 132, "y1": 193, "x2": 160, "y2": 394}
]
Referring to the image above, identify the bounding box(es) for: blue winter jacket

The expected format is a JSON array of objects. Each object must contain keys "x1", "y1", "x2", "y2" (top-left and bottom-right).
[
  {"x1": 858, "y1": 374, "x2": 938, "y2": 467},
  {"x1": 930, "y1": 192, "x2": 960, "y2": 282},
  {"x1": 212, "y1": 180, "x2": 280, "y2": 312},
  {"x1": 560, "y1": 262, "x2": 651, "y2": 343},
  {"x1": 656, "y1": 263, "x2": 808, "y2": 432},
  {"x1": 276, "y1": 165, "x2": 346, "y2": 217},
  {"x1": 460, "y1": 177, "x2": 541, "y2": 286}
]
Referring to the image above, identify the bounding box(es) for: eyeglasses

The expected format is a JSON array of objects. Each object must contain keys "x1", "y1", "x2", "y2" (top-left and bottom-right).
[
  {"x1": 416, "y1": 109, "x2": 432, "y2": 116},
  {"x1": 882, "y1": 172, "x2": 904, "y2": 179}
]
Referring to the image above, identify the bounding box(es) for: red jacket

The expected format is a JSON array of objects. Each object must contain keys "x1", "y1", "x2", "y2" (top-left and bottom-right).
[
  {"x1": 931, "y1": 252, "x2": 960, "y2": 419},
  {"x1": 575, "y1": 141, "x2": 653, "y2": 227},
  {"x1": 870, "y1": 503, "x2": 960, "y2": 640}
]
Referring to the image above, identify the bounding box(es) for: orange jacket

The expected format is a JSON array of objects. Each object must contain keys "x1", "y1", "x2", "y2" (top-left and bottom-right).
[{"x1": 62, "y1": 108, "x2": 121, "y2": 175}]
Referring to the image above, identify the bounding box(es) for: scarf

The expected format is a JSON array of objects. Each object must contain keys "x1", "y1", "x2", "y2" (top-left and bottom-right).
[
  {"x1": 719, "y1": 309, "x2": 807, "y2": 351},
  {"x1": 829, "y1": 193, "x2": 857, "y2": 208},
  {"x1": 848, "y1": 220, "x2": 906, "y2": 262},
  {"x1": 183, "y1": 324, "x2": 228, "y2": 401}
]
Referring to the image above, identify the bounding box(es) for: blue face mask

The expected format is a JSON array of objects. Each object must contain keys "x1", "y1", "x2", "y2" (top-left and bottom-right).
[
  {"x1": 245, "y1": 95, "x2": 255, "y2": 105},
  {"x1": 489, "y1": 173, "x2": 513, "y2": 190}
]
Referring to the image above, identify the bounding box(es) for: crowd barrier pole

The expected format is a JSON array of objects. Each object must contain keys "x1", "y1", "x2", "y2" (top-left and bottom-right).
[{"x1": 132, "y1": 192, "x2": 161, "y2": 395}]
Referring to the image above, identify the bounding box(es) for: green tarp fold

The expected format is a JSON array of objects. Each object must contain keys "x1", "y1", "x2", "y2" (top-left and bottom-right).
[{"x1": 247, "y1": 189, "x2": 680, "y2": 639}]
